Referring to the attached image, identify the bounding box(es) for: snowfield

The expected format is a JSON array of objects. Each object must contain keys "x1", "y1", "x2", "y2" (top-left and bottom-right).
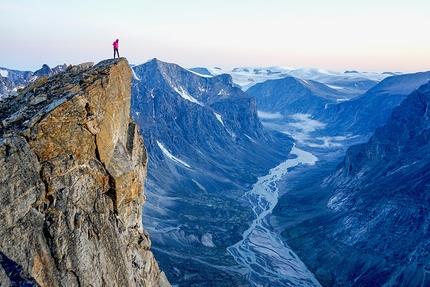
[{"x1": 190, "y1": 66, "x2": 391, "y2": 91}]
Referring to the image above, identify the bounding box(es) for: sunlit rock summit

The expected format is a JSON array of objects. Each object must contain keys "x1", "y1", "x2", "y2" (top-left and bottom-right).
[{"x1": 0, "y1": 58, "x2": 169, "y2": 287}]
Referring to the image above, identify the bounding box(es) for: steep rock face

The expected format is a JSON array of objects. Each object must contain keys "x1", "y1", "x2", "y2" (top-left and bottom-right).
[
  {"x1": 330, "y1": 81, "x2": 430, "y2": 208},
  {"x1": 133, "y1": 58, "x2": 273, "y2": 143},
  {"x1": 0, "y1": 58, "x2": 169, "y2": 286},
  {"x1": 320, "y1": 81, "x2": 430, "y2": 286},
  {"x1": 132, "y1": 59, "x2": 292, "y2": 190}
]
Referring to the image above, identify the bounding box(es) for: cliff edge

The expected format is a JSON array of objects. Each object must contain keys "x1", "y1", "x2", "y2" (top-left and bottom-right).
[{"x1": 0, "y1": 58, "x2": 170, "y2": 286}]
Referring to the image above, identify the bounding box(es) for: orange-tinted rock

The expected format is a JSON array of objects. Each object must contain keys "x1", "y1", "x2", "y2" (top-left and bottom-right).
[{"x1": 0, "y1": 58, "x2": 169, "y2": 287}]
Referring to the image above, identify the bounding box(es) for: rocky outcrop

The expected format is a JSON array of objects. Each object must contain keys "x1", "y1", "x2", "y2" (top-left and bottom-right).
[{"x1": 0, "y1": 58, "x2": 169, "y2": 286}]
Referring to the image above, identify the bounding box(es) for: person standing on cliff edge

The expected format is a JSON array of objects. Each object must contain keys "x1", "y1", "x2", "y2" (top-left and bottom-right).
[{"x1": 113, "y1": 39, "x2": 119, "y2": 58}]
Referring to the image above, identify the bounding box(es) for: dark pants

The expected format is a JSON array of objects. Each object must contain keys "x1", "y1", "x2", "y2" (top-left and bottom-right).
[{"x1": 114, "y1": 48, "x2": 119, "y2": 58}]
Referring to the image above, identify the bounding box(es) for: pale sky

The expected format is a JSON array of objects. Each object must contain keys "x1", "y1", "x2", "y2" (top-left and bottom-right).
[{"x1": 1, "y1": 0, "x2": 429, "y2": 72}]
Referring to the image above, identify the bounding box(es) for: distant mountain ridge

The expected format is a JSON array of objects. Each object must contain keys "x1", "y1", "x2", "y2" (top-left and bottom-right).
[
  {"x1": 246, "y1": 76, "x2": 347, "y2": 116},
  {"x1": 195, "y1": 65, "x2": 390, "y2": 95},
  {"x1": 316, "y1": 70, "x2": 430, "y2": 137},
  {"x1": 0, "y1": 64, "x2": 67, "y2": 97},
  {"x1": 241, "y1": 68, "x2": 430, "y2": 152}
]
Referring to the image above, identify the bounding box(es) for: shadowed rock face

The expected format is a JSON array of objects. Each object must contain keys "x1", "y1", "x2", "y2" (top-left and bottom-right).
[
  {"x1": 319, "y1": 82, "x2": 430, "y2": 286},
  {"x1": 0, "y1": 58, "x2": 170, "y2": 287},
  {"x1": 274, "y1": 82, "x2": 430, "y2": 287}
]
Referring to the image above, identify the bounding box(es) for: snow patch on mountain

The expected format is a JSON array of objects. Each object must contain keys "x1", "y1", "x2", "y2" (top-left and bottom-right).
[
  {"x1": 201, "y1": 233, "x2": 216, "y2": 248},
  {"x1": 217, "y1": 89, "x2": 229, "y2": 96},
  {"x1": 300, "y1": 79, "x2": 309, "y2": 85},
  {"x1": 192, "y1": 179, "x2": 206, "y2": 191},
  {"x1": 174, "y1": 86, "x2": 204, "y2": 106},
  {"x1": 186, "y1": 67, "x2": 213, "y2": 78},
  {"x1": 336, "y1": 98, "x2": 350, "y2": 103},
  {"x1": 245, "y1": 134, "x2": 256, "y2": 143},
  {"x1": 327, "y1": 84, "x2": 344, "y2": 90},
  {"x1": 132, "y1": 69, "x2": 141, "y2": 81},
  {"x1": 157, "y1": 141, "x2": 191, "y2": 168},
  {"x1": 0, "y1": 69, "x2": 8, "y2": 77},
  {"x1": 214, "y1": 112, "x2": 224, "y2": 126}
]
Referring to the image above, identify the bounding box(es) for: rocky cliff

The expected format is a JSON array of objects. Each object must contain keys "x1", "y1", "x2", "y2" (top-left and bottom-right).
[{"x1": 0, "y1": 58, "x2": 169, "y2": 286}]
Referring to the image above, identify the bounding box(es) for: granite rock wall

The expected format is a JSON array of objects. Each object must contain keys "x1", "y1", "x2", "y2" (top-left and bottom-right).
[{"x1": 0, "y1": 58, "x2": 170, "y2": 287}]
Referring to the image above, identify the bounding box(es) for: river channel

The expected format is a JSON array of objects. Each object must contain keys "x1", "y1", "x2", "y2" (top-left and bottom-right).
[{"x1": 227, "y1": 146, "x2": 322, "y2": 287}]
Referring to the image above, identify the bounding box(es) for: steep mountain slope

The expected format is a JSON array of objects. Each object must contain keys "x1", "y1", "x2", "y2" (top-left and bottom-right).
[
  {"x1": 274, "y1": 81, "x2": 430, "y2": 286},
  {"x1": 131, "y1": 59, "x2": 294, "y2": 286},
  {"x1": 317, "y1": 71, "x2": 430, "y2": 137},
  {"x1": 0, "y1": 58, "x2": 169, "y2": 287},
  {"x1": 246, "y1": 76, "x2": 347, "y2": 115}
]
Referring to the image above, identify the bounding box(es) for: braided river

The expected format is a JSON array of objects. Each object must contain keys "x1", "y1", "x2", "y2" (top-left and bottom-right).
[{"x1": 227, "y1": 146, "x2": 322, "y2": 287}]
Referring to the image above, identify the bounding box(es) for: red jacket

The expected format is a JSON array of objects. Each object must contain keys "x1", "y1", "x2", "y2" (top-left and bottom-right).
[{"x1": 113, "y1": 39, "x2": 119, "y2": 49}]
